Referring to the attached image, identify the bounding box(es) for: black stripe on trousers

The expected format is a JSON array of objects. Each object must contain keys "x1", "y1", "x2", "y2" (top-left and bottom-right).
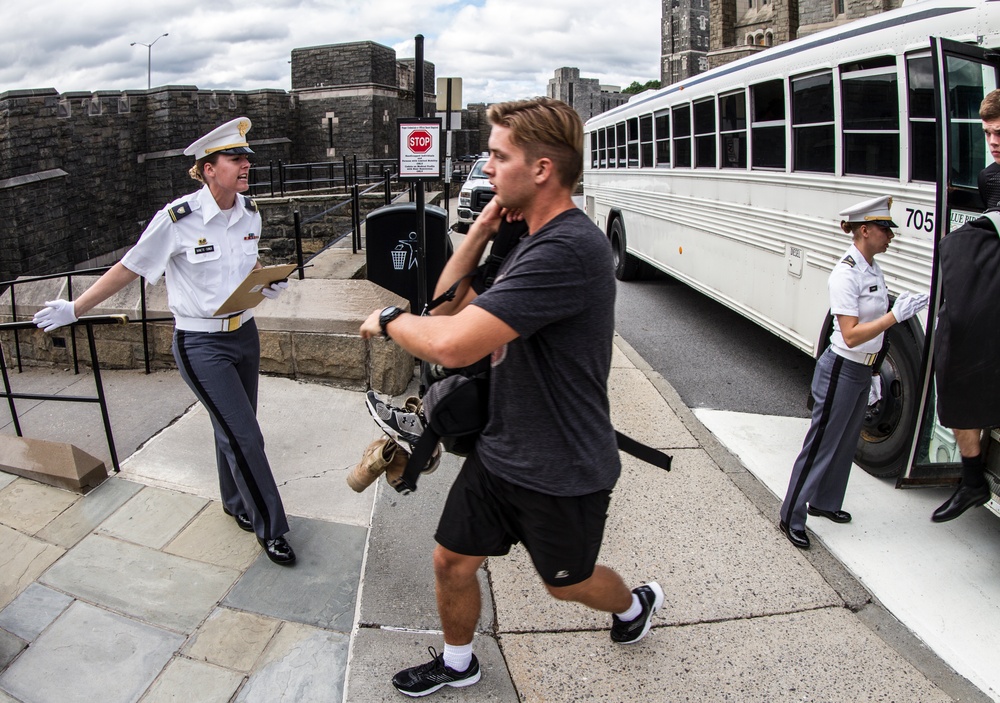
[
  {"x1": 175, "y1": 329, "x2": 273, "y2": 537},
  {"x1": 787, "y1": 353, "x2": 844, "y2": 518}
]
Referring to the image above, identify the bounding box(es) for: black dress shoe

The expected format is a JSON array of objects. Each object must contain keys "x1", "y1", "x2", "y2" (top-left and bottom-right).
[
  {"x1": 223, "y1": 508, "x2": 254, "y2": 532},
  {"x1": 807, "y1": 506, "x2": 852, "y2": 523},
  {"x1": 780, "y1": 520, "x2": 810, "y2": 549},
  {"x1": 931, "y1": 482, "x2": 990, "y2": 523},
  {"x1": 258, "y1": 536, "x2": 296, "y2": 566}
]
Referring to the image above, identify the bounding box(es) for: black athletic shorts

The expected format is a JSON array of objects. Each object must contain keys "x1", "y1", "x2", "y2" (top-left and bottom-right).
[{"x1": 435, "y1": 450, "x2": 612, "y2": 587}]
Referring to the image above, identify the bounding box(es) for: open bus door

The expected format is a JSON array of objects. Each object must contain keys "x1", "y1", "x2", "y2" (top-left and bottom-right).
[{"x1": 899, "y1": 37, "x2": 1000, "y2": 515}]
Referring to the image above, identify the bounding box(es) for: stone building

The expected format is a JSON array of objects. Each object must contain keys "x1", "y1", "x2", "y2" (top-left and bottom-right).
[
  {"x1": 662, "y1": 0, "x2": 903, "y2": 83},
  {"x1": 547, "y1": 68, "x2": 629, "y2": 123},
  {"x1": 0, "y1": 40, "x2": 471, "y2": 283}
]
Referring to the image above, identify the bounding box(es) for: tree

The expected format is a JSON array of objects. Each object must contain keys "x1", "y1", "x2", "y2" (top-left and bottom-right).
[{"x1": 622, "y1": 80, "x2": 661, "y2": 95}]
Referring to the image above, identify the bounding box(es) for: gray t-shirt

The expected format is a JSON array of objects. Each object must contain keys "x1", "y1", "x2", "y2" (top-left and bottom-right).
[{"x1": 471, "y1": 208, "x2": 621, "y2": 496}]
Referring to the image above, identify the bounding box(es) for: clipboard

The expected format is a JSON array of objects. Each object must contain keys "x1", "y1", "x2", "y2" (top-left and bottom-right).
[{"x1": 214, "y1": 263, "x2": 297, "y2": 316}]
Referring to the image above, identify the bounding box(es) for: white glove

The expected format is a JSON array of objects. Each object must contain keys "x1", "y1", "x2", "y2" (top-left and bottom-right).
[
  {"x1": 891, "y1": 291, "x2": 929, "y2": 323},
  {"x1": 33, "y1": 299, "x2": 78, "y2": 332},
  {"x1": 868, "y1": 375, "x2": 882, "y2": 406},
  {"x1": 260, "y1": 280, "x2": 289, "y2": 300}
]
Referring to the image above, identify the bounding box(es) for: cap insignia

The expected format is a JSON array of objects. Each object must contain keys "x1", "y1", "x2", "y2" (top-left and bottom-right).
[{"x1": 238, "y1": 120, "x2": 250, "y2": 137}]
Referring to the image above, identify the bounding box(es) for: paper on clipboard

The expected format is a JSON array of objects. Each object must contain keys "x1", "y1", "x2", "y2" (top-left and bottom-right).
[{"x1": 214, "y1": 264, "x2": 297, "y2": 316}]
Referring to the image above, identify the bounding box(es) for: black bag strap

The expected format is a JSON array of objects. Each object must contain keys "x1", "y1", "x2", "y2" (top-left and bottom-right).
[
  {"x1": 616, "y1": 431, "x2": 672, "y2": 471},
  {"x1": 393, "y1": 430, "x2": 441, "y2": 494}
]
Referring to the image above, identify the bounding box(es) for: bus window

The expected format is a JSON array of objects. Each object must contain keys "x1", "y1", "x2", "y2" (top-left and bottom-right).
[
  {"x1": 616, "y1": 122, "x2": 627, "y2": 167},
  {"x1": 906, "y1": 54, "x2": 936, "y2": 183},
  {"x1": 590, "y1": 132, "x2": 599, "y2": 169},
  {"x1": 945, "y1": 55, "x2": 995, "y2": 190},
  {"x1": 598, "y1": 128, "x2": 608, "y2": 168},
  {"x1": 694, "y1": 99, "x2": 717, "y2": 167},
  {"x1": 606, "y1": 126, "x2": 616, "y2": 168},
  {"x1": 841, "y1": 59, "x2": 899, "y2": 178},
  {"x1": 628, "y1": 117, "x2": 640, "y2": 167},
  {"x1": 640, "y1": 114, "x2": 654, "y2": 167},
  {"x1": 750, "y1": 79, "x2": 785, "y2": 169},
  {"x1": 791, "y1": 71, "x2": 835, "y2": 173},
  {"x1": 719, "y1": 90, "x2": 747, "y2": 169},
  {"x1": 673, "y1": 104, "x2": 692, "y2": 167},
  {"x1": 655, "y1": 110, "x2": 671, "y2": 166}
]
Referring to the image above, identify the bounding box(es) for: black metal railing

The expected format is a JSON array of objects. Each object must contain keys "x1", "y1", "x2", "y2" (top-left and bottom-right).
[
  {"x1": 249, "y1": 157, "x2": 398, "y2": 198},
  {"x1": 0, "y1": 316, "x2": 128, "y2": 472}
]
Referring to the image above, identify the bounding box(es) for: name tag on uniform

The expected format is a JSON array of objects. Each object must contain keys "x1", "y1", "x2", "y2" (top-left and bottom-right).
[
  {"x1": 195, "y1": 245, "x2": 215, "y2": 255},
  {"x1": 869, "y1": 285, "x2": 878, "y2": 292}
]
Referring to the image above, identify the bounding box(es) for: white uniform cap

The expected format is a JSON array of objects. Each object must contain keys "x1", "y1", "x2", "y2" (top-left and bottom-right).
[
  {"x1": 183, "y1": 117, "x2": 254, "y2": 160},
  {"x1": 838, "y1": 195, "x2": 898, "y2": 228}
]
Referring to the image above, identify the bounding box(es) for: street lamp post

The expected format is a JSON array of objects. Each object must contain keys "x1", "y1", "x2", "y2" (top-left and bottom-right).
[{"x1": 130, "y1": 33, "x2": 169, "y2": 89}]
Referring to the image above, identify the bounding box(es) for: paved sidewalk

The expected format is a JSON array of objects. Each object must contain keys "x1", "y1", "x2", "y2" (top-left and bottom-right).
[{"x1": 0, "y1": 337, "x2": 989, "y2": 702}]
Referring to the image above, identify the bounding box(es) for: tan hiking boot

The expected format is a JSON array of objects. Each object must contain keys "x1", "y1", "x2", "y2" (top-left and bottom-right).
[
  {"x1": 347, "y1": 437, "x2": 407, "y2": 492},
  {"x1": 385, "y1": 442, "x2": 440, "y2": 491}
]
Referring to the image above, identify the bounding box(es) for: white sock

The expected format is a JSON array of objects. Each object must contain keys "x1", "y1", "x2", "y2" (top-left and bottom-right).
[
  {"x1": 616, "y1": 593, "x2": 641, "y2": 621},
  {"x1": 443, "y1": 642, "x2": 473, "y2": 672}
]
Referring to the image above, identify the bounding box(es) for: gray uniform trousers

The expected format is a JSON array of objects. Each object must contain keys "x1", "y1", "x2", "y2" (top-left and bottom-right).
[
  {"x1": 781, "y1": 346, "x2": 871, "y2": 531},
  {"x1": 172, "y1": 319, "x2": 289, "y2": 540}
]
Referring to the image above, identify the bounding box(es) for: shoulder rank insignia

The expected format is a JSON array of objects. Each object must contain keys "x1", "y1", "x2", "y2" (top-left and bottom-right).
[
  {"x1": 168, "y1": 201, "x2": 194, "y2": 222},
  {"x1": 243, "y1": 195, "x2": 257, "y2": 213},
  {"x1": 841, "y1": 254, "x2": 856, "y2": 268}
]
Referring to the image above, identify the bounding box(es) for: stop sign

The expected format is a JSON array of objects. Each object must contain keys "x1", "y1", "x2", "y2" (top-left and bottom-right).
[{"x1": 408, "y1": 130, "x2": 433, "y2": 154}]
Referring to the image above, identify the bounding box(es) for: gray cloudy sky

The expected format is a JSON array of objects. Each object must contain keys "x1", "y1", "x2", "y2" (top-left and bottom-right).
[{"x1": 0, "y1": 0, "x2": 662, "y2": 106}]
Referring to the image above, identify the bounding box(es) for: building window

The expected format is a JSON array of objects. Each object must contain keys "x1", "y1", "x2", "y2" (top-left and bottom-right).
[
  {"x1": 751, "y1": 79, "x2": 786, "y2": 169},
  {"x1": 719, "y1": 91, "x2": 747, "y2": 169},
  {"x1": 841, "y1": 57, "x2": 899, "y2": 178},
  {"x1": 791, "y1": 71, "x2": 835, "y2": 173}
]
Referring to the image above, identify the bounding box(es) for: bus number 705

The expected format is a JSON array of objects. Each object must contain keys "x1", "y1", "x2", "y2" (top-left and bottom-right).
[{"x1": 905, "y1": 208, "x2": 935, "y2": 233}]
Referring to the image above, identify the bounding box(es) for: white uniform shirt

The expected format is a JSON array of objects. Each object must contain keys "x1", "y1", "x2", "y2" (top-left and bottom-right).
[
  {"x1": 828, "y1": 243, "x2": 888, "y2": 355},
  {"x1": 121, "y1": 185, "x2": 261, "y2": 319}
]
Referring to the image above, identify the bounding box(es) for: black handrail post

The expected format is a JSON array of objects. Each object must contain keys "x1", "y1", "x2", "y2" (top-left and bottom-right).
[
  {"x1": 279, "y1": 160, "x2": 285, "y2": 197},
  {"x1": 139, "y1": 280, "x2": 151, "y2": 374},
  {"x1": 85, "y1": 322, "x2": 121, "y2": 473},
  {"x1": 352, "y1": 155, "x2": 358, "y2": 189},
  {"x1": 0, "y1": 339, "x2": 23, "y2": 436},
  {"x1": 294, "y1": 210, "x2": 305, "y2": 279},
  {"x1": 67, "y1": 275, "x2": 80, "y2": 375},
  {"x1": 10, "y1": 286, "x2": 23, "y2": 373},
  {"x1": 306, "y1": 163, "x2": 313, "y2": 192},
  {"x1": 384, "y1": 170, "x2": 392, "y2": 206},
  {"x1": 352, "y1": 183, "x2": 361, "y2": 254},
  {"x1": 342, "y1": 155, "x2": 349, "y2": 193},
  {"x1": 269, "y1": 161, "x2": 275, "y2": 198}
]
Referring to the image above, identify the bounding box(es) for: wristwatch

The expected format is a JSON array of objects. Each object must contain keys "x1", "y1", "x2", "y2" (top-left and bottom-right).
[{"x1": 378, "y1": 305, "x2": 405, "y2": 340}]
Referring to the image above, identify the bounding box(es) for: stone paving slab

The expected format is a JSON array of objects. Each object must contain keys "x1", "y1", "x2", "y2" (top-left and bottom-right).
[
  {"x1": 0, "y1": 631, "x2": 24, "y2": 673},
  {"x1": 500, "y1": 607, "x2": 950, "y2": 703},
  {"x1": 164, "y1": 503, "x2": 262, "y2": 571},
  {"x1": 0, "y1": 478, "x2": 78, "y2": 535},
  {"x1": 183, "y1": 607, "x2": 282, "y2": 673},
  {"x1": 234, "y1": 621, "x2": 350, "y2": 703},
  {"x1": 346, "y1": 627, "x2": 518, "y2": 702},
  {"x1": 608, "y1": 365, "x2": 699, "y2": 450},
  {"x1": 0, "y1": 525, "x2": 64, "y2": 611},
  {"x1": 0, "y1": 601, "x2": 184, "y2": 703},
  {"x1": 40, "y1": 533, "x2": 240, "y2": 633},
  {"x1": 99, "y1": 484, "x2": 208, "y2": 549},
  {"x1": 34, "y1": 475, "x2": 144, "y2": 548},
  {"x1": 138, "y1": 656, "x2": 244, "y2": 703},
  {"x1": 224, "y1": 515, "x2": 366, "y2": 633},
  {"x1": 0, "y1": 583, "x2": 72, "y2": 641}
]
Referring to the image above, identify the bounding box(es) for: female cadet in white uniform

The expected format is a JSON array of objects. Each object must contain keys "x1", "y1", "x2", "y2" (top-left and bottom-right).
[
  {"x1": 33, "y1": 117, "x2": 296, "y2": 566},
  {"x1": 779, "y1": 196, "x2": 929, "y2": 549}
]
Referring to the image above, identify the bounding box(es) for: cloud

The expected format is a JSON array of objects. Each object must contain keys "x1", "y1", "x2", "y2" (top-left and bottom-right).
[{"x1": 0, "y1": 0, "x2": 662, "y2": 104}]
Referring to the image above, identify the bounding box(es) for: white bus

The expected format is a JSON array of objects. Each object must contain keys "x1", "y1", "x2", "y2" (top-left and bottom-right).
[{"x1": 583, "y1": 0, "x2": 999, "y2": 504}]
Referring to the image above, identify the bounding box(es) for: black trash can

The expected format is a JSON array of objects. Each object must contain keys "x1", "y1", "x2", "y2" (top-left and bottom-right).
[{"x1": 366, "y1": 202, "x2": 453, "y2": 314}]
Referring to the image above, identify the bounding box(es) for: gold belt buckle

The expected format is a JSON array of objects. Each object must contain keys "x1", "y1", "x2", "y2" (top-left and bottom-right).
[
  {"x1": 225, "y1": 314, "x2": 241, "y2": 332},
  {"x1": 864, "y1": 352, "x2": 876, "y2": 366}
]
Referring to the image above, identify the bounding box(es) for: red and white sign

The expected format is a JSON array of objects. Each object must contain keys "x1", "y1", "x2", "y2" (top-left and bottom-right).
[{"x1": 399, "y1": 120, "x2": 441, "y2": 179}]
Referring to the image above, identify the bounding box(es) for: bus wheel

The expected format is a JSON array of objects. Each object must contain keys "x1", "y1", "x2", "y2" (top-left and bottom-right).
[
  {"x1": 610, "y1": 218, "x2": 641, "y2": 281},
  {"x1": 856, "y1": 324, "x2": 921, "y2": 478}
]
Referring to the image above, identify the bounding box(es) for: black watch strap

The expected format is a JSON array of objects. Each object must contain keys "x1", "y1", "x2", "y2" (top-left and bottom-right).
[{"x1": 379, "y1": 306, "x2": 404, "y2": 339}]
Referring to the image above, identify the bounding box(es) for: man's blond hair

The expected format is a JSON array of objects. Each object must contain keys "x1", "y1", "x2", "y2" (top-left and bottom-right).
[{"x1": 487, "y1": 97, "x2": 583, "y2": 189}]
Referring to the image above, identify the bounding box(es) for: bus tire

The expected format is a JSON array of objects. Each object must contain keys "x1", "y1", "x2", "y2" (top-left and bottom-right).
[
  {"x1": 610, "y1": 218, "x2": 641, "y2": 281},
  {"x1": 855, "y1": 323, "x2": 921, "y2": 478}
]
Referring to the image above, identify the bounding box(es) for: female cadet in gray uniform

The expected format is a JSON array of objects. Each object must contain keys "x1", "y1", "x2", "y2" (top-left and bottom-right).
[
  {"x1": 779, "y1": 196, "x2": 928, "y2": 549},
  {"x1": 33, "y1": 117, "x2": 295, "y2": 566}
]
